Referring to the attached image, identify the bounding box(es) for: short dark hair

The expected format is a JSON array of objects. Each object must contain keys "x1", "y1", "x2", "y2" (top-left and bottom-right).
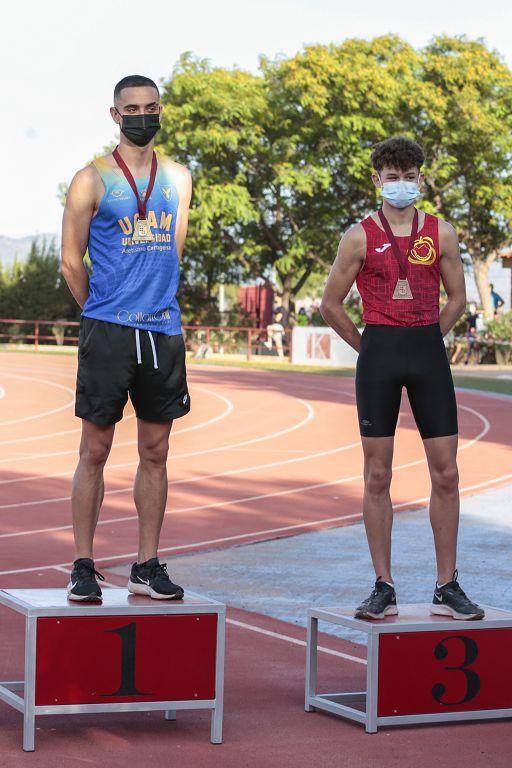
[
  {"x1": 114, "y1": 75, "x2": 160, "y2": 102},
  {"x1": 371, "y1": 136, "x2": 425, "y2": 172}
]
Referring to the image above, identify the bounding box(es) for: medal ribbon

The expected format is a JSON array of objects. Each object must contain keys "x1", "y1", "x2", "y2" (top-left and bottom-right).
[
  {"x1": 378, "y1": 208, "x2": 419, "y2": 280},
  {"x1": 113, "y1": 146, "x2": 157, "y2": 220}
]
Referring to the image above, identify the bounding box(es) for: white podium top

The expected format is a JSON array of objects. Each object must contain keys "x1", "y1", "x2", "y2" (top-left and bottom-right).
[
  {"x1": 309, "y1": 603, "x2": 512, "y2": 634},
  {"x1": 0, "y1": 588, "x2": 225, "y2": 618}
]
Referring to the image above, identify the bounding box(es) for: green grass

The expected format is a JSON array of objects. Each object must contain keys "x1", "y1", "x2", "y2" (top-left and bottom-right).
[
  {"x1": 452, "y1": 376, "x2": 512, "y2": 396},
  {"x1": 2, "y1": 344, "x2": 510, "y2": 394},
  {"x1": 191, "y1": 356, "x2": 512, "y2": 394},
  {"x1": 189, "y1": 357, "x2": 356, "y2": 376}
]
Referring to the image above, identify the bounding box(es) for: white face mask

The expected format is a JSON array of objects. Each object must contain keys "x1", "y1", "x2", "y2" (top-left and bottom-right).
[{"x1": 380, "y1": 178, "x2": 421, "y2": 208}]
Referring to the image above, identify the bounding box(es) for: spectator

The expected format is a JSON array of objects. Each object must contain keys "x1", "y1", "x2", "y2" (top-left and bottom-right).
[
  {"x1": 264, "y1": 296, "x2": 288, "y2": 358},
  {"x1": 464, "y1": 302, "x2": 479, "y2": 365},
  {"x1": 490, "y1": 283, "x2": 505, "y2": 312},
  {"x1": 296, "y1": 307, "x2": 309, "y2": 327}
]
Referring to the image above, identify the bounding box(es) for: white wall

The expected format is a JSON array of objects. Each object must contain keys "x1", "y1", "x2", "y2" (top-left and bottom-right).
[{"x1": 291, "y1": 326, "x2": 359, "y2": 367}]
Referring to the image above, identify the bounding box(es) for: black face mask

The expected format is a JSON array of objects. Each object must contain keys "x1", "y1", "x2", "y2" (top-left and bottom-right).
[{"x1": 117, "y1": 111, "x2": 161, "y2": 147}]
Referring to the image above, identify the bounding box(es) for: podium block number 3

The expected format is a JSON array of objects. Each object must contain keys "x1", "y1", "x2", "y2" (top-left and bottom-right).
[
  {"x1": 432, "y1": 635, "x2": 480, "y2": 706},
  {"x1": 378, "y1": 628, "x2": 512, "y2": 717}
]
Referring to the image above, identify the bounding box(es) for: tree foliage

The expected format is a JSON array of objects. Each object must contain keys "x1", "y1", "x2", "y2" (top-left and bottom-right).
[
  {"x1": 0, "y1": 239, "x2": 81, "y2": 321},
  {"x1": 157, "y1": 37, "x2": 512, "y2": 313},
  {"x1": 418, "y1": 37, "x2": 512, "y2": 316}
]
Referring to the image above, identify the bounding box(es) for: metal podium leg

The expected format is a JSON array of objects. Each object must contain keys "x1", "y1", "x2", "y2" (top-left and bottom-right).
[
  {"x1": 164, "y1": 710, "x2": 176, "y2": 720},
  {"x1": 305, "y1": 613, "x2": 318, "y2": 711},
  {"x1": 210, "y1": 609, "x2": 225, "y2": 744},
  {"x1": 23, "y1": 617, "x2": 37, "y2": 751},
  {"x1": 365, "y1": 634, "x2": 379, "y2": 733}
]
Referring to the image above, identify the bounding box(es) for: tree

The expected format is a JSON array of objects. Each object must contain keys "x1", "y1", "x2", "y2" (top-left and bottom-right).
[
  {"x1": 158, "y1": 55, "x2": 268, "y2": 309},
  {"x1": 159, "y1": 44, "x2": 418, "y2": 309},
  {"x1": 131, "y1": 38, "x2": 512, "y2": 316},
  {"x1": 0, "y1": 239, "x2": 81, "y2": 321},
  {"x1": 416, "y1": 37, "x2": 512, "y2": 317}
]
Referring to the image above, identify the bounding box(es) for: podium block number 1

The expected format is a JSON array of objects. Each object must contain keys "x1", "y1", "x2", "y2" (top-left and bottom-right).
[{"x1": 35, "y1": 614, "x2": 218, "y2": 705}]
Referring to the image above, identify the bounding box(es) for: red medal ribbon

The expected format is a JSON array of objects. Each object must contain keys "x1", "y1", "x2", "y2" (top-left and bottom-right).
[
  {"x1": 378, "y1": 208, "x2": 419, "y2": 280},
  {"x1": 112, "y1": 146, "x2": 157, "y2": 219}
]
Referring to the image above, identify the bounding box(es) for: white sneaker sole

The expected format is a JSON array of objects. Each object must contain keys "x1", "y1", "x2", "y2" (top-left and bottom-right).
[
  {"x1": 128, "y1": 580, "x2": 184, "y2": 600},
  {"x1": 67, "y1": 583, "x2": 102, "y2": 602},
  {"x1": 430, "y1": 603, "x2": 484, "y2": 620},
  {"x1": 354, "y1": 605, "x2": 398, "y2": 620}
]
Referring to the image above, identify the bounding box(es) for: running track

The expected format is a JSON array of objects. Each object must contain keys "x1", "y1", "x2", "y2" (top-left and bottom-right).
[
  {"x1": 1, "y1": 351, "x2": 511, "y2": 766},
  {"x1": 0, "y1": 351, "x2": 510, "y2": 578}
]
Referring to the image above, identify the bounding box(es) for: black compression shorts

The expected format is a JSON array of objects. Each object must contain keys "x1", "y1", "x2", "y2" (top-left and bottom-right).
[
  {"x1": 355, "y1": 323, "x2": 458, "y2": 439},
  {"x1": 75, "y1": 317, "x2": 191, "y2": 426}
]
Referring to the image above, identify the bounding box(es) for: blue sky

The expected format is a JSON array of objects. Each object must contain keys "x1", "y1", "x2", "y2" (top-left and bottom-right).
[{"x1": 2, "y1": 0, "x2": 511, "y2": 301}]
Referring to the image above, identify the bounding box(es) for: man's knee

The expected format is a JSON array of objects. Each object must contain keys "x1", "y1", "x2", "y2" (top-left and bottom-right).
[
  {"x1": 431, "y1": 464, "x2": 459, "y2": 494},
  {"x1": 365, "y1": 464, "x2": 392, "y2": 495},
  {"x1": 80, "y1": 439, "x2": 111, "y2": 468},
  {"x1": 138, "y1": 438, "x2": 169, "y2": 466}
]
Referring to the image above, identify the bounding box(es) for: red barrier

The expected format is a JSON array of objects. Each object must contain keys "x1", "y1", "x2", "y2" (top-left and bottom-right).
[{"x1": 0, "y1": 319, "x2": 292, "y2": 360}]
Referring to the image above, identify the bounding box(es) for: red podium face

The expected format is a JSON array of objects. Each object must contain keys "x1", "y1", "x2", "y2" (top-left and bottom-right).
[
  {"x1": 378, "y1": 628, "x2": 512, "y2": 717},
  {"x1": 35, "y1": 614, "x2": 218, "y2": 705}
]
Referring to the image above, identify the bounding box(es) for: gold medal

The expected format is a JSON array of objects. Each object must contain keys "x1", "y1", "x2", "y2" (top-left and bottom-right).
[
  {"x1": 132, "y1": 218, "x2": 154, "y2": 243},
  {"x1": 113, "y1": 147, "x2": 158, "y2": 245},
  {"x1": 392, "y1": 278, "x2": 414, "y2": 300},
  {"x1": 378, "y1": 209, "x2": 419, "y2": 303}
]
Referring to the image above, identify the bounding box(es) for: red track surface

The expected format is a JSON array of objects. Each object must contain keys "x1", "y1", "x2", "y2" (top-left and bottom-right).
[{"x1": 0, "y1": 351, "x2": 511, "y2": 766}]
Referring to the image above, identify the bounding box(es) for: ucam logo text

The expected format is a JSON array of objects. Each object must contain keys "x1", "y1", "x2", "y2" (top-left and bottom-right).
[{"x1": 118, "y1": 210, "x2": 172, "y2": 235}]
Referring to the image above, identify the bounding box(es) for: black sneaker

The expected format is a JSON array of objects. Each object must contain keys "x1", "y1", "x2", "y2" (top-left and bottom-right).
[
  {"x1": 128, "y1": 558, "x2": 184, "y2": 600},
  {"x1": 354, "y1": 578, "x2": 398, "y2": 620},
  {"x1": 430, "y1": 570, "x2": 484, "y2": 620},
  {"x1": 67, "y1": 558, "x2": 105, "y2": 602}
]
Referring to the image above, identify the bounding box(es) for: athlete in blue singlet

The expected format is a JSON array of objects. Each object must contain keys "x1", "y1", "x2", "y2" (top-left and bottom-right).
[{"x1": 61, "y1": 75, "x2": 191, "y2": 602}]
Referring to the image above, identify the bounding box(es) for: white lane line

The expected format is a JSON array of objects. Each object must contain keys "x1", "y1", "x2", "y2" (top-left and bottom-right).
[
  {"x1": 226, "y1": 618, "x2": 367, "y2": 665},
  {"x1": 0, "y1": 377, "x2": 501, "y2": 565},
  {"x1": 170, "y1": 387, "x2": 234, "y2": 435},
  {"x1": 0, "y1": 374, "x2": 75, "y2": 426},
  {"x1": 0, "y1": 399, "x2": 486, "y2": 509},
  {"x1": 0, "y1": 398, "x2": 491, "y2": 525},
  {"x1": 0, "y1": 413, "x2": 135, "y2": 446},
  {"x1": 0, "y1": 393, "x2": 313, "y2": 476},
  {"x1": 0, "y1": 386, "x2": 233, "y2": 463},
  {"x1": 2, "y1": 463, "x2": 509, "y2": 576},
  {"x1": 0, "y1": 442, "x2": 360, "y2": 518}
]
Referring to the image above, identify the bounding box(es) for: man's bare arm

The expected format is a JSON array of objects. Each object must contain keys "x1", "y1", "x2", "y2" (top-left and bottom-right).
[
  {"x1": 438, "y1": 220, "x2": 466, "y2": 336},
  {"x1": 320, "y1": 224, "x2": 366, "y2": 352},
  {"x1": 61, "y1": 167, "x2": 101, "y2": 308},
  {"x1": 172, "y1": 164, "x2": 192, "y2": 261}
]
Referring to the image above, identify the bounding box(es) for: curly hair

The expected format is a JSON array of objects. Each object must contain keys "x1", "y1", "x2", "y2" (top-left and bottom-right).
[{"x1": 371, "y1": 136, "x2": 425, "y2": 172}]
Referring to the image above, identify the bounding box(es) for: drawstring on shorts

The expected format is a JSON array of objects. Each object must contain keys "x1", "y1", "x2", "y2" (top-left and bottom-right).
[{"x1": 135, "y1": 328, "x2": 159, "y2": 369}]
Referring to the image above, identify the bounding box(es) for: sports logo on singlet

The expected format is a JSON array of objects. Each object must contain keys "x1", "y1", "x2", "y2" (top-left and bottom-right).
[
  {"x1": 408, "y1": 236, "x2": 437, "y2": 265},
  {"x1": 109, "y1": 187, "x2": 129, "y2": 203},
  {"x1": 160, "y1": 185, "x2": 172, "y2": 200}
]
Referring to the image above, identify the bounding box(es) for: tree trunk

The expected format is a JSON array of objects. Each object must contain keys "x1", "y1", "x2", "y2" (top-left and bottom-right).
[
  {"x1": 280, "y1": 272, "x2": 293, "y2": 312},
  {"x1": 472, "y1": 257, "x2": 493, "y2": 319}
]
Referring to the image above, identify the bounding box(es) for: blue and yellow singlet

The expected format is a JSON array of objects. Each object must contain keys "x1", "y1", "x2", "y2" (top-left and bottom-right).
[{"x1": 82, "y1": 154, "x2": 182, "y2": 335}]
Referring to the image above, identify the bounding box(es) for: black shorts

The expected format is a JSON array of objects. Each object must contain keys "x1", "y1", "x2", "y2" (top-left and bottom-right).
[
  {"x1": 76, "y1": 317, "x2": 191, "y2": 425},
  {"x1": 355, "y1": 323, "x2": 458, "y2": 439}
]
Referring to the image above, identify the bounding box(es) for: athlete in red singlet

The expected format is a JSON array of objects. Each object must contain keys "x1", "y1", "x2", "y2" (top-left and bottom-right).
[{"x1": 321, "y1": 136, "x2": 484, "y2": 621}]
